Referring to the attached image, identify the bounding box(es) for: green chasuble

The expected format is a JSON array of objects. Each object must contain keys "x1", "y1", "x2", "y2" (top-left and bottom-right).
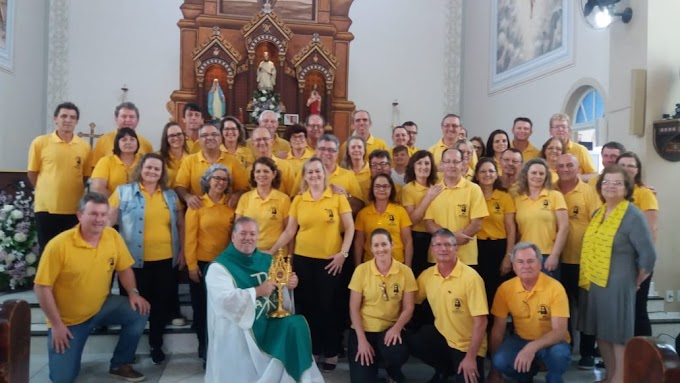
[{"x1": 212, "y1": 243, "x2": 314, "y2": 382}]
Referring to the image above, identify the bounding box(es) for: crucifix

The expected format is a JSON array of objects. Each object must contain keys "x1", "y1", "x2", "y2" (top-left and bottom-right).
[{"x1": 78, "y1": 122, "x2": 103, "y2": 147}]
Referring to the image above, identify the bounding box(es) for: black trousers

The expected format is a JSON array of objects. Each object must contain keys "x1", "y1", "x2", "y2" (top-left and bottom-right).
[
  {"x1": 635, "y1": 273, "x2": 653, "y2": 336},
  {"x1": 407, "y1": 325, "x2": 485, "y2": 382},
  {"x1": 35, "y1": 212, "x2": 78, "y2": 255},
  {"x1": 294, "y1": 255, "x2": 343, "y2": 358},
  {"x1": 189, "y1": 260, "x2": 211, "y2": 357},
  {"x1": 477, "y1": 238, "x2": 507, "y2": 308},
  {"x1": 560, "y1": 263, "x2": 596, "y2": 357},
  {"x1": 120, "y1": 259, "x2": 174, "y2": 349},
  {"x1": 411, "y1": 231, "x2": 432, "y2": 278},
  {"x1": 348, "y1": 329, "x2": 409, "y2": 383}
]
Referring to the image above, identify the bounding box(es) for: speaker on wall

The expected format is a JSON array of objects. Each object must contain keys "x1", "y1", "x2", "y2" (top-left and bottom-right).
[{"x1": 630, "y1": 69, "x2": 647, "y2": 137}]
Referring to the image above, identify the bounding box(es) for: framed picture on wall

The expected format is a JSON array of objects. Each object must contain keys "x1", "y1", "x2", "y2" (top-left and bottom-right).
[
  {"x1": 489, "y1": 0, "x2": 574, "y2": 93},
  {"x1": 0, "y1": 0, "x2": 15, "y2": 73},
  {"x1": 284, "y1": 114, "x2": 299, "y2": 126}
]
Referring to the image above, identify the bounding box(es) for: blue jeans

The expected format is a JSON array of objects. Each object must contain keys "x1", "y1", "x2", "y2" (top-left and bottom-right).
[
  {"x1": 541, "y1": 254, "x2": 561, "y2": 280},
  {"x1": 47, "y1": 295, "x2": 149, "y2": 383},
  {"x1": 492, "y1": 334, "x2": 571, "y2": 383}
]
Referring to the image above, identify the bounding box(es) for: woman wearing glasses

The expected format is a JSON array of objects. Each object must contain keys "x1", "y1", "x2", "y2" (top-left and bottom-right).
[
  {"x1": 159, "y1": 122, "x2": 189, "y2": 187},
  {"x1": 282, "y1": 124, "x2": 314, "y2": 177},
  {"x1": 220, "y1": 116, "x2": 254, "y2": 169},
  {"x1": 354, "y1": 174, "x2": 413, "y2": 267},
  {"x1": 184, "y1": 164, "x2": 236, "y2": 362},
  {"x1": 348, "y1": 229, "x2": 417, "y2": 383},
  {"x1": 578, "y1": 165, "x2": 656, "y2": 383}
]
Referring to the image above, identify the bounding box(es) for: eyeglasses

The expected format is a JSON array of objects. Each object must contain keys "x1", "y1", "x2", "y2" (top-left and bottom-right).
[
  {"x1": 478, "y1": 169, "x2": 497, "y2": 174},
  {"x1": 307, "y1": 124, "x2": 323, "y2": 129},
  {"x1": 211, "y1": 176, "x2": 229, "y2": 183},
  {"x1": 602, "y1": 180, "x2": 624, "y2": 186},
  {"x1": 253, "y1": 137, "x2": 271, "y2": 143},
  {"x1": 370, "y1": 162, "x2": 390, "y2": 169},
  {"x1": 379, "y1": 282, "x2": 389, "y2": 301},
  {"x1": 441, "y1": 159, "x2": 463, "y2": 165},
  {"x1": 290, "y1": 134, "x2": 307, "y2": 141},
  {"x1": 316, "y1": 147, "x2": 338, "y2": 153},
  {"x1": 373, "y1": 184, "x2": 391, "y2": 190},
  {"x1": 551, "y1": 125, "x2": 569, "y2": 131},
  {"x1": 167, "y1": 133, "x2": 184, "y2": 139},
  {"x1": 200, "y1": 133, "x2": 221, "y2": 139},
  {"x1": 432, "y1": 243, "x2": 456, "y2": 249}
]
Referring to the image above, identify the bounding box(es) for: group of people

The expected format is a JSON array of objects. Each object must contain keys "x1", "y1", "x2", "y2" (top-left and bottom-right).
[{"x1": 27, "y1": 101, "x2": 657, "y2": 383}]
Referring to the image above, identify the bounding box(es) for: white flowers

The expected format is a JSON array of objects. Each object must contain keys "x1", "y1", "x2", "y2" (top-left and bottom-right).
[
  {"x1": 259, "y1": 97, "x2": 267, "y2": 102},
  {"x1": 10, "y1": 210, "x2": 23, "y2": 220},
  {"x1": 5, "y1": 253, "x2": 15, "y2": 264},
  {"x1": 26, "y1": 267, "x2": 36, "y2": 277},
  {"x1": 25, "y1": 253, "x2": 37, "y2": 265},
  {"x1": 1, "y1": 205, "x2": 13, "y2": 213},
  {"x1": 13, "y1": 233, "x2": 27, "y2": 243}
]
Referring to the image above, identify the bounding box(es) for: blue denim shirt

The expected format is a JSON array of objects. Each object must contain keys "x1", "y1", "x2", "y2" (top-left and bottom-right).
[{"x1": 116, "y1": 183, "x2": 181, "y2": 268}]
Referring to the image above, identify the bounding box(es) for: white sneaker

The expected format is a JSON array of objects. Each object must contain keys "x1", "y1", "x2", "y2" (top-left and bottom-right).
[{"x1": 171, "y1": 317, "x2": 187, "y2": 326}]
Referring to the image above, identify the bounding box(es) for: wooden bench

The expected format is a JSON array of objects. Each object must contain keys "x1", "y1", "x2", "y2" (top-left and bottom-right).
[
  {"x1": 625, "y1": 336, "x2": 680, "y2": 383},
  {"x1": 0, "y1": 299, "x2": 31, "y2": 383}
]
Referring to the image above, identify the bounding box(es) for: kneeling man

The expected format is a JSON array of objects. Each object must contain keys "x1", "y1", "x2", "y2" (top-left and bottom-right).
[
  {"x1": 488, "y1": 242, "x2": 571, "y2": 383},
  {"x1": 204, "y1": 217, "x2": 323, "y2": 382}
]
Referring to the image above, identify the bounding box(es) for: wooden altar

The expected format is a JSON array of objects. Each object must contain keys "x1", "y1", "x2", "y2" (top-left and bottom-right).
[{"x1": 168, "y1": 0, "x2": 356, "y2": 142}]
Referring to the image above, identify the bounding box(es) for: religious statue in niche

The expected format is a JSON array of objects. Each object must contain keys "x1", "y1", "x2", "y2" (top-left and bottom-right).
[
  {"x1": 257, "y1": 51, "x2": 276, "y2": 91},
  {"x1": 306, "y1": 84, "x2": 322, "y2": 115},
  {"x1": 207, "y1": 78, "x2": 226, "y2": 121}
]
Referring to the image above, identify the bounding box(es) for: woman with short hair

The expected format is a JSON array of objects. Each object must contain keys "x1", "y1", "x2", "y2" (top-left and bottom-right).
[{"x1": 92, "y1": 128, "x2": 142, "y2": 197}]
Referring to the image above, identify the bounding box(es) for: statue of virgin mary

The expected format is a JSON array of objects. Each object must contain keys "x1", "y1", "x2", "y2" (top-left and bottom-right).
[{"x1": 207, "y1": 78, "x2": 226, "y2": 120}]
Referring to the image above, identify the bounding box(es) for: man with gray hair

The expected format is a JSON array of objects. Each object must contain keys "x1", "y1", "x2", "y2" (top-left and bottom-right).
[
  {"x1": 92, "y1": 102, "x2": 154, "y2": 166},
  {"x1": 488, "y1": 242, "x2": 571, "y2": 383},
  {"x1": 339, "y1": 110, "x2": 388, "y2": 163},
  {"x1": 247, "y1": 110, "x2": 291, "y2": 157}
]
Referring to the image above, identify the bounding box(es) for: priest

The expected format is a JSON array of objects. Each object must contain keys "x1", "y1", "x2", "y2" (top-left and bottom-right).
[{"x1": 204, "y1": 217, "x2": 323, "y2": 383}]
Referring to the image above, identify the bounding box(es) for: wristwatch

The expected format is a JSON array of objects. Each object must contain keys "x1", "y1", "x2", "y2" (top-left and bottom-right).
[
  {"x1": 130, "y1": 288, "x2": 140, "y2": 295},
  {"x1": 340, "y1": 250, "x2": 349, "y2": 258}
]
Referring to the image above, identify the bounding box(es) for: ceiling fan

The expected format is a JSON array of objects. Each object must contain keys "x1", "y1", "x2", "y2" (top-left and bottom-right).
[{"x1": 581, "y1": 0, "x2": 633, "y2": 29}]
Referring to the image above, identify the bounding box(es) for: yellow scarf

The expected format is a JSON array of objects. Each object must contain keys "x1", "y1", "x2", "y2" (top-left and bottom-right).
[{"x1": 579, "y1": 200, "x2": 629, "y2": 290}]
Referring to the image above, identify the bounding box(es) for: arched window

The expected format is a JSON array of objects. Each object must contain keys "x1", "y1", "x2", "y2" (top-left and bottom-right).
[{"x1": 571, "y1": 87, "x2": 604, "y2": 150}]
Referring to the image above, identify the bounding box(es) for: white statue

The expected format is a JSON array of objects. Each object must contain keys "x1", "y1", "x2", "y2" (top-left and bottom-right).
[{"x1": 257, "y1": 51, "x2": 276, "y2": 92}]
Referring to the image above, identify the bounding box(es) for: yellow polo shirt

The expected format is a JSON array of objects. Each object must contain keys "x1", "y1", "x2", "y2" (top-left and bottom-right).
[
  {"x1": 355, "y1": 203, "x2": 413, "y2": 263},
  {"x1": 221, "y1": 145, "x2": 254, "y2": 168},
  {"x1": 187, "y1": 138, "x2": 201, "y2": 154},
  {"x1": 424, "y1": 178, "x2": 489, "y2": 265},
  {"x1": 291, "y1": 188, "x2": 352, "y2": 259},
  {"x1": 161, "y1": 151, "x2": 186, "y2": 188},
  {"x1": 559, "y1": 181, "x2": 600, "y2": 264},
  {"x1": 349, "y1": 259, "x2": 418, "y2": 332},
  {"x1": 91, "y1": 153, "x2": 142, "y2": 194},
  {"x1": 428, "y1": 139, "x2": 452, "y2": 167},
  {"x1": 247, "y1": 136, "x2": 291, "y2": 157},
  {"x1": 478, "y1": 189, "x2": 515, "y2": 240},
  {"x1": 417, "y1": 262, "x2": 488, "y2": 356},
  {"x1": 184, "y1": 194, "x2": 234, "y2": 270},
  {"x1": 28, "y1": 132, "x2": 92, "y2": 214},
  {"x1": 400, "y1": 181, "x2": 430, "y2": 233},
  {"x1": 174, "y1": 151, "x2": 249, "y2": 195},
  {"x1": 34, "y1": 225, "x2": 134, "y2": 327},
  {"x1": 492, "y1": 273, "x2": 570, "y2": 343},
  {"x1": 511, "y1": 141, "x2": 540, "y2": 161},
  {"x1": 290, "y1": 165, "x2": 363, "y2": 200},
  {"x1": 565, "y1": 140, "x2": 596, "y2": 174},
  {"x1": 514, "y1": 189, "x2": 567, "y2": 255},
  {"x1": 92, "y1": 130, "x2": 154, "y2": 166},
  {"x1": 285, "y1": 148, "x2": 315, "y2": 177},
  {"x1": 407, "y1": 146, "x2": 420, "y2": 157},
  {"x1": 235, "y1": 189, "x2": 290, "y2": 250},
  {"x1": 109, "y1": 184, "x2": 174, "y2": 262},
  {"x1": 340, "y1": 134, "x2": 389, "y2": 163},
  {"x1": 353, "y1": 163, "x2": 371, "y2": 192},
  {"x1": 633, "y1": 185, "x2": 658, "y2": 211}
]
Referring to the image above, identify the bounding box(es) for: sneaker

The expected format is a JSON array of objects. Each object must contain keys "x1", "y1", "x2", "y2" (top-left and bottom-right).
[
  {"x1": 171, "y1": 316, "x2": 187, "y2": 326},
  {"x1": 596, "y1": 360, "x2": 606, "y2": 369},
  {"x1": 150, "y1": 348, "x2": 166, "y2": 365},
  {"x1": 109, "y1": 364, "x2": 145, "y2": 382},
  {"x1": 578, "y1": 355, "x2": 595, "y2": 370}
]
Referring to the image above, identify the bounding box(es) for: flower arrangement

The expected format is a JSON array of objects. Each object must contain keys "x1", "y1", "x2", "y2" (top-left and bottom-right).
[
  {"x1": 250, "y1": 89, "x2": 283, "y2": 123},
  {"x1": 0, "y1": 181, "x2": 39, "y2": 291}
]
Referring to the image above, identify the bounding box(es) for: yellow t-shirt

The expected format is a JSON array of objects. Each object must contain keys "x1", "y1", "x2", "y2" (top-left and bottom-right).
[
  {"x1": 339, "y1": 134, "x2": 389, "y2": 163},
  {"x1": 349, "y1": 259, "x2": 418, "y2": 332},
  {"x1": 161, "y1": 151, "x2": 186, "y2": 188},
  {"x1": 514, "y1": 189, "x2": 567, "y2": 255},
  {"x1": 174, "y1": 151, "x2": 249, "y2": 195},
  {"x1": 91, "y1": 153, "x2": 142, "y2": 194},
  {"x1": 34, "y1": 226, "x2": 134, "y2": 326},
  {"x1": 235, "y1": 189, "x2": 291, "y2": 250},
  {"x1": 352, "y1": 163, "x2": 371, "y2": 192},
  {"x1": 92, "y1": 130, "x2": 154, "y2": 167},
  {"x1": 247, "y1": 136, "x2": 291, "y2": 157},
  {"x1": 511, "y1": 141, "x2": 541, "y2": 161},
  {"x1": 221, "y1": 145, "x2": 255, "y2": 168},
  {"x1": 184, "y1": 194, "x2": 234, "y2": 270},
  {"x1": 417, "y1": 262, "x2": 489, "y2": 356},
  {"x1": 355, "y1": 203, "x2": 413, "y2": 263},
  {"x1": 559, "y1": 181, "x2": 600, "y2": 264},
  {"x1": 28, "y1": 132, "x2": 92, "y2": 214},
  {"x1": 290, "y1": 188, "x2": 352, "y2": 259},
  {"x1": 424, "y1": 178, "x2": 489, "y2": 265},
  {"x1": 290, "y1": 165, "x2": 362, "y2": 199},
  {"x1": 565, "y1": 140, "x2": 596, "y2": 174},
  {"x1": 109, "y1": 184, "x2": 174, "y2": 262},
  {"x1": 187, "y1": 138, "x2": 201, "y2": 154},
  {"x1": 400, "y1": 181, "x2": 430, "y2": 233},
  {"x1": 632, "y1": 185, "x2": 658, "y2": 211},
  {"x1": 285, "y1": 148, "x2": 315, "y2": 177},
  {"x1": 428, "y1": 138, "x2": 451, "y2": 168},
  {"x1": 478, "y1": 189, "x2": 515, "y2": 240},
  {"x1": 491, "y1": 273, "x2": 570, "y2": 343}
]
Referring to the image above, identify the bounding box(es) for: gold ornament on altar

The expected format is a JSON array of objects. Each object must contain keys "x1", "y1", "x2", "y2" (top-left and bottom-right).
[{"x1": 268, "y1": 248, "x2": 292, "y2": 318}]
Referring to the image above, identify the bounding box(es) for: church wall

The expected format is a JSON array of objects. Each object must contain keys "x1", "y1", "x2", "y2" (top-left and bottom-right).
[
  {"x1": 460, "y1": 1, "x2": 610, "y2": 147},
  {"x1": 0, "y1": 1, "x2": 48, "y2": 171}
]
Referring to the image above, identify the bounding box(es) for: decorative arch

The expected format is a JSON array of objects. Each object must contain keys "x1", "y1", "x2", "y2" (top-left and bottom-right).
[
  {"x1": 241, "y1": 12, "x2": 293, "y2": 65},
  {"x1": 292, "y1": 33, "x2": 338, "y2": 92},
  {"x1": 193, "y1": 27, "x2": 243, "y2": 88}
]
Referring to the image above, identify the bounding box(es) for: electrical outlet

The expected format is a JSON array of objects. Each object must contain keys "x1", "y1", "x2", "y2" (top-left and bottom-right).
[{"x1": 666, "y1": 290, "x2": 675, "y2": 303}]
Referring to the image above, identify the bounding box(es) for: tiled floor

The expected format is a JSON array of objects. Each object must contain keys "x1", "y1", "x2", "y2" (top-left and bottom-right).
[{"x1": 28, "y1": 352, "x2": 604, "y2": 382}]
